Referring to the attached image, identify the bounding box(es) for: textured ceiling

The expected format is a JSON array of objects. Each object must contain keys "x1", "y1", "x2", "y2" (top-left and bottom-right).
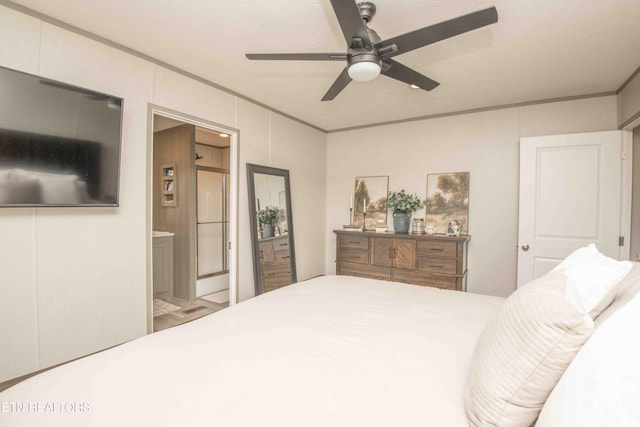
[{"x1": 9, "y1": 0, "x2": 640, "y2": 131}]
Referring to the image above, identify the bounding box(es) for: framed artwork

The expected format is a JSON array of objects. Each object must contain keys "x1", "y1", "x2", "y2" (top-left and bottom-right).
[
  {"x1": 425, "y1": 172, "x2": 469, "y2": 235},
  {"x1": 447, "y1": 219, "x2": 461, "y2": 236},
  {"x1": 353, "y1": 176, "x2": 388, "y2": 230}
]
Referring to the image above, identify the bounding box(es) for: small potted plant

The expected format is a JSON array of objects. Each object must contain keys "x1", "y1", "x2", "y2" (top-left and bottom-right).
[
  {"x1": 387, "y1": 190, "x2": 425, "y2": 234},
  {"x1": 257, "y1": 206, "x2": 280, "y2": 238}
]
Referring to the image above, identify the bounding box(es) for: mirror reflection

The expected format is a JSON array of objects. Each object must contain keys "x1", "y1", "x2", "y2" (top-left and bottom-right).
[
  {"x1": 254, "y1": 173, "x2": 288, "y2": 239},
  {"x1": 247, "y1": 164, "x2": 297, "y2": 295}
]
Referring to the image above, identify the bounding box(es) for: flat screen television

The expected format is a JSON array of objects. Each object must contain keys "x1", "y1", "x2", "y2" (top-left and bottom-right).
[{"x1": 0, "y1": 65, "x2": 123, "y2": 207}]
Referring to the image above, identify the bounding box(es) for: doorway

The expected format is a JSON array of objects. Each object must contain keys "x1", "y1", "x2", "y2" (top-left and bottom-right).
[{"x1": 147, "y1": 108, "x2": 238, "y2": 333}]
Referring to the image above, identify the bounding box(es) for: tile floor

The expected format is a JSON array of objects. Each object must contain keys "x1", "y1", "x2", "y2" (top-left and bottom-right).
[{"x1": 152, "y1": 292, "x2": 229, "y2": 332}]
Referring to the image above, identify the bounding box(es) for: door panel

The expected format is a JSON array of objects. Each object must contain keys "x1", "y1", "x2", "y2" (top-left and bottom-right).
[
  {"x1": 197, "y1": 170, "x2": 223, "y2": 222},
  {"x1": 371, "y1": 238, "x2": 393, "y2": 267},
  {"x1": 394, "y1": 240, "x2": 416, "y2": 270},
  {"x1": 517, "y1": 131, "x2": 625, "y2": 288},
  {"x1": 537, "y1": 146, "x2": 600, "y2": 238},
  {"x1": 197, "y1": 223, "x2": 223, "y2": 276},
  {"x1": 196, "y1": 169, "x2": 228, "y2": 278}
]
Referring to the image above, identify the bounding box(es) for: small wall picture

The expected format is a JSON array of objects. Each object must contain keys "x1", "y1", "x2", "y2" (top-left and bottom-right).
[
  {"x1": 426, "y1": 172, "x2": 469, "y2": 235},
  {"x1": 447, "y1": 219, "x2": 461, "y2": 236},
  {"x1": 353, "y1": 176, "x2": 388, "y2": 230}
]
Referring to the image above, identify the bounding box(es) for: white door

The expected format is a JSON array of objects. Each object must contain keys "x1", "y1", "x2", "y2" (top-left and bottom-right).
[{"x1": 517, "y1": 131, "x2": 628, "y2": 288}]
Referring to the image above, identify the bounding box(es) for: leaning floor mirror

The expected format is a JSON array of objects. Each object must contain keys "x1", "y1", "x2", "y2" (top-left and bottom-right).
[{"x1": 247, "y1": 164, "x2": 297, "y2": 295}]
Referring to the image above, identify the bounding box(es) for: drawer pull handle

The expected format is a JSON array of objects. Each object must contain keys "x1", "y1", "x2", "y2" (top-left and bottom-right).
[
  {"x1": 268, "y1": 273, "x2": 276, "y2": 276},
  {"x1": 430, "y1": 264, "x2": 444, "y2": 269},
  {"x1": 348, "y1": 240, "x2": 361, "y2": 244},
  {"x1": 429, "y1": 248, "x2": 445, "y2": 252},
  {"x1": 282, "y1": 255, "x2": 290, "y2": 259},
  {"x1": 348, "y1": 256, "x2": 359, "y2": 259},
  {"x1": 279, "y1": 243, "x2": 288, "y2": 247}
]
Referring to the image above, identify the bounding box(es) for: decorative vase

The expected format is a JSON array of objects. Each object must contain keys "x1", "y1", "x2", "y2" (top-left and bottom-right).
[
  {"x1": 393, "y1": 212, "x2": 411, "y2": 234},
  {"x1": 262, "y1": 223, "x2": 275, "y2": 238}
]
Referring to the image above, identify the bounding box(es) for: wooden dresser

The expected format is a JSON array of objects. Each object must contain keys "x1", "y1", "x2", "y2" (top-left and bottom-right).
[
  {"x1": 334, "y1": 230, "x2": 470, "y2": 291},
  {"x1": 259, "y1": 235, "x2": 293, "y2": 292}
]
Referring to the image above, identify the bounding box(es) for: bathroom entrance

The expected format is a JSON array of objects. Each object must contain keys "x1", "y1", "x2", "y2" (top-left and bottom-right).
[{"x1": 149, "y1": 110, "x2": 237, "y2": 331}]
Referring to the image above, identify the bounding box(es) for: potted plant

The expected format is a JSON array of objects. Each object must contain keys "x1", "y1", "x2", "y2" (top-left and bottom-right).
[
  {"x1": 257, "y1": 206, "x2": 280, "y2": 238},
  {"x1": 387, "y1": 190, "x2": 425, "y2": 234}
]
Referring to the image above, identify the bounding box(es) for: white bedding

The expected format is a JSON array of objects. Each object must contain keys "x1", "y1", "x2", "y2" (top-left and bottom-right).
[{"x1": 0, "y1": 275, "x2": 503, "y2": 426}]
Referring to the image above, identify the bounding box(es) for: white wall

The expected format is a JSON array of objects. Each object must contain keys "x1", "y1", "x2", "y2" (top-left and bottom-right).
[
  {"x1": 620, "y1": 70, "x2": 640, "y2": 127},
  {"x1": 0, "y1": 5, "x2": 326, "y2": 382},
  {"x1": 325, "y1": 96, "x2": 619, "y2": 297}
]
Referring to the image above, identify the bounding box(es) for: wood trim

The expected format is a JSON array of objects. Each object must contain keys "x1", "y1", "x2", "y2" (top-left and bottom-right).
[
  {"x1": 620, "y1": 109, "x2": 640, "y2": 130},
  {"x1": 327, "y1": 92, "x2": 617, "y2": 133},
  {"x1": 617, "y1": 64, "x2": 640, "y2": 94}
]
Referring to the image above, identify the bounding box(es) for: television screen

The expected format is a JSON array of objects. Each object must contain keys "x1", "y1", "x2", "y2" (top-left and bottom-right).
[{"x1": 0, "y1": 65, "x2": 123, "y2": 207}]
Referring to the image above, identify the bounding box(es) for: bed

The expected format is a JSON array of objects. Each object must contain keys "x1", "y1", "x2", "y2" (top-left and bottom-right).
[{"x1": 2, "y1": 249, "x2": 640, "y2": 426}]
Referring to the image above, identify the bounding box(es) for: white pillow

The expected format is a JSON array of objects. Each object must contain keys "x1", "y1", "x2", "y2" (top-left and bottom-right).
[
  {"x1": 465, "y1": 272, "x2": 594, "y2": 427},
  {"x1": 536, "y1": 292, "x2": 640, "y2": 426},
  {"x1": 551, "y1": 243, "x2": 632, "y2": 318}
]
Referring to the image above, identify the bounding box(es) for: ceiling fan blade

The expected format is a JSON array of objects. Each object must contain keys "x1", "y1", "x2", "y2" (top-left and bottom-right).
[
  {"x1": 246, "y1": 53, "x2": 347, "y2": 61},
  {"x1": 321, "y1": 67, "x2": 352, "y2": 101},
  {"x1": 381, "y1": 59, "x2": 439, "y2": 91},
  {"x1": 375, "y1": 7, "x2": 498, "y2": 58},
  {"x1": 330, "y1": 0, "x2": 372, "y2": 49}
]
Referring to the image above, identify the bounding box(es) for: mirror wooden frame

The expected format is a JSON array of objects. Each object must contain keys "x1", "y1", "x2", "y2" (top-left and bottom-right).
[{"x1": 246, "y1": 163, "x2": 297, "y2": 295}]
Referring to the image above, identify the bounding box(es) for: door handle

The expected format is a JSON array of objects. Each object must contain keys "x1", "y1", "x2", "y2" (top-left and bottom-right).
[{"x1": 521, "y1": 244, "x2": 530, "y2": 251}]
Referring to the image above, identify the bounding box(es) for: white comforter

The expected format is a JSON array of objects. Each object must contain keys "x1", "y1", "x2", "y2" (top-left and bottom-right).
[{"x1": 0, "y1": 275, "x2": 503, "y2": 426}]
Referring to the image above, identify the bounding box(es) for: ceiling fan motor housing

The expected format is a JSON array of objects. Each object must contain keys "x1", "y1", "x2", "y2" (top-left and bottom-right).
[
  {"x1": 357, "y1": 2, "x2": 377, "y2": 23},
  {"x1": 348, "y1": 51, "x2": 380, "y2": 68}
]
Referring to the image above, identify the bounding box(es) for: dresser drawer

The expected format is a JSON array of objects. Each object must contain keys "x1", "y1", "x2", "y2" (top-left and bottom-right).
[
  {"x1": 417, "y1": 240, "x2": 457, "y2": 258},
  {"x1": 339, "y1": 234, "x2": 369, "y2": 250},
  {"x1": 272, "y1": 237, "x2": 290, "y2": 250},
  {"x1": 262, "y1": 264, "x2": 292, "y2": 287},
  {"x1": 416, "y1": 256, "x2": 457, "y2": 274},
  {"x1": 392, "y1": 270, "x2": 458, "y2": 290},
  {"x1": 262, "y1": 282, "x2": 289, "y2": 293},
  {"x1": 274, "y1": 249, "x2": 291, "y2": 264},
  {"x1": 339, "y1": 261, "x2": 391, "y2": 281},
  {"x1": 339, "y1": 248, "x2": 369, "y2": 264}
]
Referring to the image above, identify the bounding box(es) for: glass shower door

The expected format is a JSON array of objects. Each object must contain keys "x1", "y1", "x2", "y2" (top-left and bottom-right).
[{"x1": 196, "y1": 169, "x2": 228, "y2": 278}]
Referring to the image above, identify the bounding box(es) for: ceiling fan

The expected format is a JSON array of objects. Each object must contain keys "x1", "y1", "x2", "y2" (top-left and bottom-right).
[{"x1": 246, "y1": 1, "x2": 498, "y2": 101}]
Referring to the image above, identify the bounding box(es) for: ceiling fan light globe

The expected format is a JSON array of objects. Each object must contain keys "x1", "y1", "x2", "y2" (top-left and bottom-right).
[{"x1": 348, "y1": 61, "x2": 381, "y2": 82}]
